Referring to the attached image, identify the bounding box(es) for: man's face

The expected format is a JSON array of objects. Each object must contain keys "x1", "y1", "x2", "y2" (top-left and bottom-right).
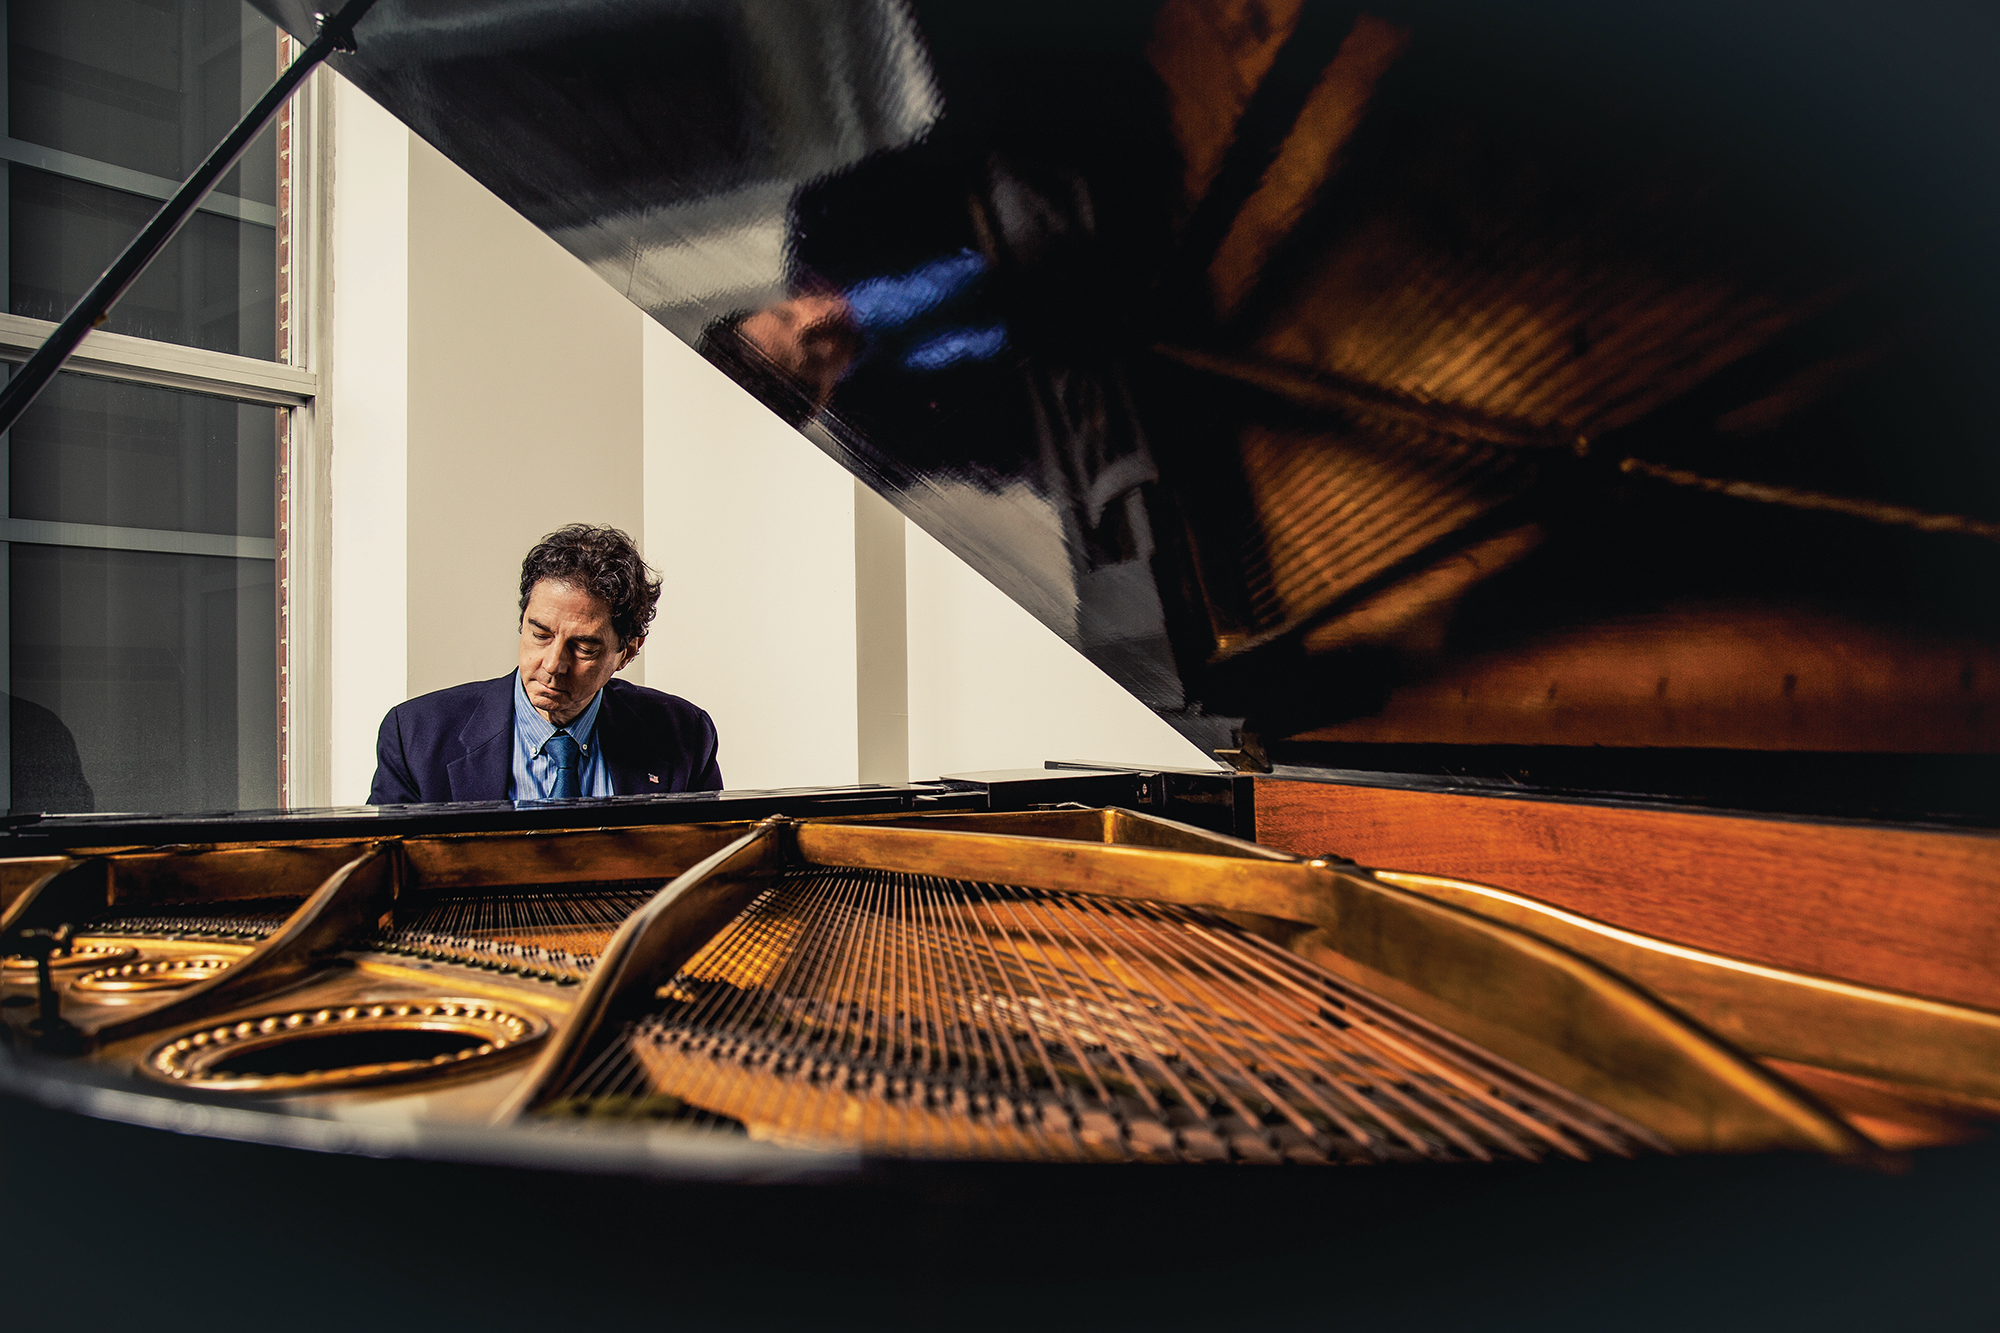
[
  {"x1": 517, "y1": 579, "x2": 640, "y2": 726},
  {"x1": 739, "y1": 292, "x2": 859, "y2": 409}
]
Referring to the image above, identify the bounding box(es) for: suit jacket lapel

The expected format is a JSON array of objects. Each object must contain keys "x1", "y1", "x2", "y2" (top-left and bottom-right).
[{"x1": 445, "y1": 674, "x2": 515, "y2": 801}]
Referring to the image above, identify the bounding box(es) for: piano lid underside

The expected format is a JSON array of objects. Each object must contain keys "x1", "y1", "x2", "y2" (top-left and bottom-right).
[{"x1": 249, "y1": 0, "x2": 2000, "y2": 812}]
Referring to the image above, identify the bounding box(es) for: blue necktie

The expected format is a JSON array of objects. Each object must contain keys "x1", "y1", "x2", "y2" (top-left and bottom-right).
[{"x1": 546, "y1": 730, "x2": 582, "y2": 798}]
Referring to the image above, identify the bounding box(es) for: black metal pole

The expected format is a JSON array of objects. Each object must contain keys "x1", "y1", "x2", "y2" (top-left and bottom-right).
[{"x1": 0, "y1": 0, "x2": 379, "y2": 438}]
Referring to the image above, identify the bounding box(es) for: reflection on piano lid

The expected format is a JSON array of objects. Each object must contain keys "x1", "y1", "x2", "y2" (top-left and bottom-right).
[{"x1": 251, "y1": 0, "x2": 2000, "y2": 820}]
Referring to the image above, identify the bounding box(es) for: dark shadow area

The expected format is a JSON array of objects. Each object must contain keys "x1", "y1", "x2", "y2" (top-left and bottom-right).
[
  {"x1": 3, "y1": 1092, "x2": 1997, "y2": 1330},
  {"x1": 6, "y1": 692, "x2": 92, "y2": 815}
]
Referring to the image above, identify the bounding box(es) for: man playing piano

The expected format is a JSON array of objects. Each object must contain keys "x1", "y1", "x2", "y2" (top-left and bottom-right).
[{"x1": 368, "y1": 524, "x2": 722, "y2": 804}]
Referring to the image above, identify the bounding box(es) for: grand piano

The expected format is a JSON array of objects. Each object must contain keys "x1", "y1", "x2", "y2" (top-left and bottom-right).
[{"x1": 3, "y1": 1, "x2": 1997, "y2": 1325}]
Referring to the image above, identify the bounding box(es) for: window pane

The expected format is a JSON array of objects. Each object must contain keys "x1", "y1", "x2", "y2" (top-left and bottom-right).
[
  {"x1": 8, "y1": 0, "x2": 277, "y2": 203},
  {"x1": 10, "y1": 544, "x2": 276, "y2": 814},
  {"x1": 9, "y1": 168, "x2": 277, "y2": 358},
  {"x1": 5, "y1": 0, "x2": 280, "y2": 358},
  {"x1": 10, "y1": 373, "x2": 275, "y2": 537},
  {"x1": 0, "y1": 3, "x2": 287, "y2": 817}
]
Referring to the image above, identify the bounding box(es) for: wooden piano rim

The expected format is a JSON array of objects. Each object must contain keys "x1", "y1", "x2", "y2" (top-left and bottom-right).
[{"x1": 1373, "y1": 870, "x2": 2000, "y2": 1108}]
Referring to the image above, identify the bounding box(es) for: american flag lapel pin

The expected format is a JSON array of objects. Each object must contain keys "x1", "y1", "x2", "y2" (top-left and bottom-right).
[{"x1": 647, "y1": 774, "x2": 660, "y2": 784}]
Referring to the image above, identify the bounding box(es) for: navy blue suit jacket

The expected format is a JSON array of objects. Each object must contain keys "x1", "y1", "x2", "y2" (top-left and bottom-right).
[{"x1": 368, "y1": 673, "x2": 722, "y2": 804}]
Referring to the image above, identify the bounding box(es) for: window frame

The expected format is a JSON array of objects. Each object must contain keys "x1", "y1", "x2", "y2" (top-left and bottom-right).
[{"x1": 0, "y1": 20, "x2": 332, "y2": 810}]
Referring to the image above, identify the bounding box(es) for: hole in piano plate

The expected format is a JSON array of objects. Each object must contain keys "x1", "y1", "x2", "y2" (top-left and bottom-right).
[
  {"x1": 207, "y1": 1028, "x2": 485, "y2": 1078},
  {"x1": 142, "y1": 999, "x2": 549, "y2": 1092}
]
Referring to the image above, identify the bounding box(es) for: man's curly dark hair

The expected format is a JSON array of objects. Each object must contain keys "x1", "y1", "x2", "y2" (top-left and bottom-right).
[{"x1": 518, "y1": 524, "x2": 662, "y2": 647}]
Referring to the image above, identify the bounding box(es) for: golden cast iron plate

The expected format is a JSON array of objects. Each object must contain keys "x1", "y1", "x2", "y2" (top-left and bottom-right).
[
  {"x1": 142, "y1": 999, "x2": 549, "y2": 1093},
  {"x1": 73, "y1": 955, "x2": 236, "y2": 993},
  {"x1": 3, "y1": 944, "x2": 138, "y2": 973}
]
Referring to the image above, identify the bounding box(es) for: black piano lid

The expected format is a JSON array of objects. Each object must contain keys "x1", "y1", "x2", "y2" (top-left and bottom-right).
[{"x1": 250, "y1": 0, "x2": 2000, "y2": 819}]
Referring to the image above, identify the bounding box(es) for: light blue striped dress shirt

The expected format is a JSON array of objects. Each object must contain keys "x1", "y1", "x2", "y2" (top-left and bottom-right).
[{"x1": 509, "y1": 670, "x2": 610, "y2": 800}]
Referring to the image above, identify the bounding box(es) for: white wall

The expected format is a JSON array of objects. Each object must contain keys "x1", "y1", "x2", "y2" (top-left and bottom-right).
[
  {"x1": 326, "y1": 79, "x2": 408, "y2": 806},
  {"x1": 323, "y1": 77, "x2": 1216, "y2": 802},
  {"x1": 904, "y1": 521, "x2": 1214, "y2": 779},
  {"x1": 640, "y1": 319, "x2": 860, "y2": 790},
  {"x1": 854, "y1": 478, "x2": 909, "y2": 784}
]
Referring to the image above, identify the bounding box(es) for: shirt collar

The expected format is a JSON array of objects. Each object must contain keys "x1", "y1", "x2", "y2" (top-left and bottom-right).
[{"x1": 512, "y1": 670, "x2": 605, "y2": 756}]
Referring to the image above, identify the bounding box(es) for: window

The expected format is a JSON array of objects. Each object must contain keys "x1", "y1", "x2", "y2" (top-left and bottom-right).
[{"x1": 0, "y1": 1, "x2": 319, "y2": 814}]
